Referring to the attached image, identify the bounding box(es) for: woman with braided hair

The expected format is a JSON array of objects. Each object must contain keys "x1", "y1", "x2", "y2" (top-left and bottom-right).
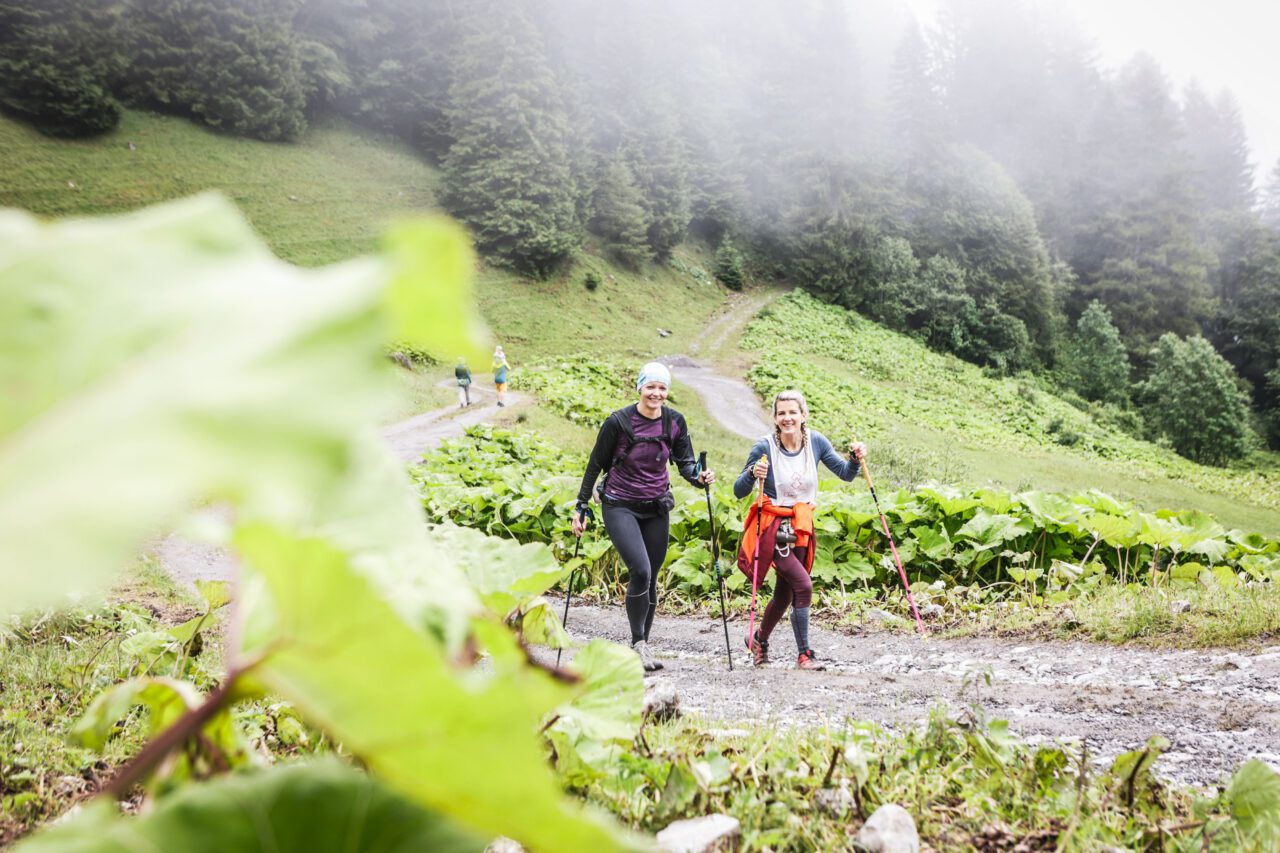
[{"x1": 734, "y1": 390, "x2": 866, "y2": 670}]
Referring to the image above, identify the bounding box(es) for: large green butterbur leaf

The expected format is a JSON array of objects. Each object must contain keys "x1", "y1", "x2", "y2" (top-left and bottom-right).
[
  {"x1": 15, "y1": 761, "x2": 484, "y2": 853},
  {"x1": 233, "y1": 525, "x2": 632, "y2": 853},
  {"x1": 1226, "y1": 760, "x2": 1280, "y2": 846},
  {"x1": 0, "y1": 195, "x2": 471, "y2": 617},
  {"x1": 431, "y1": 522, "x2": 566, "y2": 615}
]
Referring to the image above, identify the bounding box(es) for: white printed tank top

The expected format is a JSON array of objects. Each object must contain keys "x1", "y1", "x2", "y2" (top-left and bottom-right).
[{"x1": 766, "y1": 431, "x2": 816, "y2": 507}]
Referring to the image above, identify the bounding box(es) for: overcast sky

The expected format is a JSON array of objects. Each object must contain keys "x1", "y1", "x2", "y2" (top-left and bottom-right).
[{"x1": 900, "y1": 0, "x2": 1280, "y2": 187}]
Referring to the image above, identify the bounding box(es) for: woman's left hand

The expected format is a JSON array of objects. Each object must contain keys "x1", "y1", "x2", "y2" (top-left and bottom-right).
[
  {"x1": 849, "y1": 441, "x2": 867, "y2": 461},
  {"x1": 698, "y1": 469, "x2": 716, "y2": 486}
]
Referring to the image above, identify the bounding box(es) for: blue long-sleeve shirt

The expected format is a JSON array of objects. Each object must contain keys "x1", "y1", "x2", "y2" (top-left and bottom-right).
[{"x1": 732, "y1": 430, "x2": 860, "y2": 501}]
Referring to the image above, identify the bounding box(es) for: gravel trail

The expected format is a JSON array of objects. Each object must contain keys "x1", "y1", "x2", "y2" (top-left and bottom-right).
[{"x1": 546, "y1": 600, "x2": 1280, "y2": 789}]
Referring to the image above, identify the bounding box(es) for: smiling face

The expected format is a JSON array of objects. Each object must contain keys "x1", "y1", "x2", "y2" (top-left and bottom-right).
[
  {"x1": 638, "y1": 380, "x2": 669, "y2": 413},
  {"x1": 773, "y1": 398, "x2": 805, "y2": 436}
]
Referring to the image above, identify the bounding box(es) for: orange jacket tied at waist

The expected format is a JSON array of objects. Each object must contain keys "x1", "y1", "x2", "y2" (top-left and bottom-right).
[{"x1": 737, "y1": 497, "x2": 816, "y2": 578}]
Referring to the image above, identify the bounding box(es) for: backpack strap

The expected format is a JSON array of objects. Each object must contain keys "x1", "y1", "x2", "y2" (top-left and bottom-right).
[
  {"x1": 606, "y1": 406, "x2": 639, "y2": 471},
  {"x1": 606, "y1": 405, "x2": 677, "y2": 470}
]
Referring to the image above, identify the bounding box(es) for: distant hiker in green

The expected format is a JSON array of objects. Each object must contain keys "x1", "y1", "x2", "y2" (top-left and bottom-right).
[
  {"x1": 455, "y1": 357, "x2": 472, "y2": 407},
  {"x1": 491, "y1": 345, "x2": 510, "y2": 407},
  {"x1": 572, "y1": 361, "x2": 715, "y2": 673}
]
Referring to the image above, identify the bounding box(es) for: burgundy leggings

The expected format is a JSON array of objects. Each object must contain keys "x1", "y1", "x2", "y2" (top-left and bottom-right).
[{"x1": 758, "y1": 546, "x2": 811, "y2": 641}]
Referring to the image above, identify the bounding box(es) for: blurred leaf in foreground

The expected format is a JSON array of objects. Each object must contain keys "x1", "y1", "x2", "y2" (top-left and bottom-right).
[{"x1": 0, "y1": 194, "x2": 475, "y2": 617}]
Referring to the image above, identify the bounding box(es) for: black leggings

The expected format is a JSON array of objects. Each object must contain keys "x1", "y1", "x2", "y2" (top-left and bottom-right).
[{"x1": 603, "y1": 502, "x2": 670, "y2": 644}]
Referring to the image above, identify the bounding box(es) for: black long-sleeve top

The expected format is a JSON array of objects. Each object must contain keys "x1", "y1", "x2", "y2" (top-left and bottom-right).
[{"x1": 576, "y1": 404, "x2": 701, "y2": 508}]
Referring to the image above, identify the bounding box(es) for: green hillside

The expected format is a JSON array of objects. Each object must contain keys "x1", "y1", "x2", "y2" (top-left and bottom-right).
[
  {"x1": 0, "y1": 109, "x2": 731, "y2": 363},
  {"x1": 0, "y1": 110, "x2": 441, "y2": 266},
  {"x1": 743, "y1": 292, "x2": 1280, "y2": 533}
]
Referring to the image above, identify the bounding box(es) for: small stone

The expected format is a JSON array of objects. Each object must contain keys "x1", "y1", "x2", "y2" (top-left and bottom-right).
[
  {"x1": 67, "y1": 180, "x2": 77, "y2": 189},
  {"x1": 1171, "y1": 599, "x2": 1192, "y2": 615},
  {"x1": 1061, "y1": 607, "x2": 1080, "y2": 627},
  {"x1": 814, "y1": 786, "x2": 854, "y2": 818},
  {"x1": 643, "y1": 679, "x2": 681, "y2": 722},
  {"x1": 855, "y1": 803, "x2": 919, "y2": 853},
  {"x1": 288, "y1": 194, "x2": 299, "y2": 202},
  {"x1": 485, "y1": 838, "x2": 525, "y2": 853},
  {"x1": 920, "y1": 604, "x2": 944, "y2": 620},
  {"x1": 1221, "y1": 653, "x2": 1251, "y2": 671},
  {"x1": 127, "y1": 141, "x2": 136, "y2": 151},
  {"x1": 658, "y1": 328, "x2": 672, "y2": 337},
  {"x1": 656, "y1": 814, "x2": 741, "y2": 853}
]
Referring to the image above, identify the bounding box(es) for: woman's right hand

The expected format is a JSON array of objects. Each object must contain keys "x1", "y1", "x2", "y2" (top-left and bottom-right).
[{"x1": 752, "y1": 455, "x2": 770, "y2": 481}]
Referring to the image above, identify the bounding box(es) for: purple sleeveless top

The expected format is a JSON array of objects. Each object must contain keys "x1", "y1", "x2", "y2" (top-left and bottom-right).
[{"x1": 603, "y1": 410, "x2": 675, "y2": 502}]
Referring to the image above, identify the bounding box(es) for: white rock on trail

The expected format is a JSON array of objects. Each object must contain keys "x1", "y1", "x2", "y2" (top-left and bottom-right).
[
  {"x1": 855, "y1": 803, "x2": 920, "y2": 853},
  {"x1": 644, "y1": 679, "x2": 681, "y2": 721},
  {"x1": 814, "y1": 785, "x2": 855, "y2": 818},
  {"x1": 656, "y1": 814, "x2": 741, "y2": 853}
]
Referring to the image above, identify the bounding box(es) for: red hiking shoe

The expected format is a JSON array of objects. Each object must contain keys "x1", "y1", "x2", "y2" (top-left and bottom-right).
[
  {"x1": 796, "y1": 649, "x2": 826, "y2": 671},
  {"x1": 744, "y1": 631, "x2": 769, "y2": 666}
]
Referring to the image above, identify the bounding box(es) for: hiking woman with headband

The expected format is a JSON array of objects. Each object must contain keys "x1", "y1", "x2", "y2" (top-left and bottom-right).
[
  {"x1": 572, "y1": 362, "x2": 715, "y2": 672},
  {"x1": 735, "y1": 390, "x2": 866, "y2": 670}
]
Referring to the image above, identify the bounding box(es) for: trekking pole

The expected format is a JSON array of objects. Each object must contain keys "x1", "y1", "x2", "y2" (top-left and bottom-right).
[
  {"x1": 697, "y1": 452, "x2": 733, "y2": 671},
  {"x1": 855, "y1": 445, "x2": 927, "y2": 638},
  {"x1": 557, "y1": 506, "x2": 593, "y2": 668},
  {"x1": 746, "y1": 462, "x2": 767, "y2": 657}
]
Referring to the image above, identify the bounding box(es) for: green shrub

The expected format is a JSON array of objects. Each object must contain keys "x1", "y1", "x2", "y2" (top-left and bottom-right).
[{"x1": 1138, "y1": 334, "x2": 1252, "y2": 466}]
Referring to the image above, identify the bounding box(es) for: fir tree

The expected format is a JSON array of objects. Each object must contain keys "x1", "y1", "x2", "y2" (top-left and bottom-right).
[
  {"x1": 888, "y1": 18, "x2": 947, "y2": 161},
  {"x1": 118, "y1": 0, "x2": 308, "y2": 141},
  {"x1": 713, "y1": 237, "x2": 745, "y2": 291},
  {"x1": 0, "y1": 0, "x2": 123, "y2": 136},
  {"x1": 588, "y1": 154, "x2": 652, "y2": 268},
  {"x1": 1064, "y1": 301, "x2": 1130, "y2": 406},
  {"x1": 1181, "y1": 85, "x2": 1255, "y2": 216},
  {"x1": 630, "y1": 111, "x2": 691, "y2": 262},
  {"x1": 1262, "y1": 160, "x2": 1280, "y2": 231},
  {"x1": 440, "y1": 0, "x2": 580, "y2": 277}
]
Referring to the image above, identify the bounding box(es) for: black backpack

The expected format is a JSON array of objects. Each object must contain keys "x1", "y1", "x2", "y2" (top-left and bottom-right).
[{"x1": 595, "y1": 406, "x2": 679, "y2": 501}]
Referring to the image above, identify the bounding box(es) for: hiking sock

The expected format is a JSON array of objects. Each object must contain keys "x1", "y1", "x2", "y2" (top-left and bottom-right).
[
  {"x1": 626, "y1": 591, "x2": 649, "y2": 645},
  {"x1": 790, "y1": 606, "x2": 811, "y2": 654}
]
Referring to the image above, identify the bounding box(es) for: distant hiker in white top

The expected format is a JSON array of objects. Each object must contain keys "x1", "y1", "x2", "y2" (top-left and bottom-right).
[{"x1": 491, "y1": 346, "x2": 510, "y2": 407}]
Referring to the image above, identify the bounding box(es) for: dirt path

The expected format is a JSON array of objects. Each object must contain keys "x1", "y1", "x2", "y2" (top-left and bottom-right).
[
  {"x1": 544, "y1": 601, "x2": 1280, "y2": 789},
  {"x1": 383, "y1": 378, "x2": 525, "y2": 462},
  {"x1": 663, "y1": 289, "x2": 777, "y2": 440}
]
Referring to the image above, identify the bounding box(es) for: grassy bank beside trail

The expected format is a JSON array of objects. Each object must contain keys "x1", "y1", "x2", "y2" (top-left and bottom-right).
[
  {"x1": 474, "y1": 250, "x2": 732, "y2": 364},
  {"x1": 0, "y1": 110, "x2": 440, "y2": 267},
  {"x1": 0, "y1": 563, "x2": 200, "y2": 845},
  {"x1": 743, "y1": 292, "x2": 1280, "y2": 535}
]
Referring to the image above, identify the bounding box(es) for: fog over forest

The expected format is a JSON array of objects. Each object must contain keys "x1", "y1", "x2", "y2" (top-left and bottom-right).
[{"x1": 3, "y1": 0, "x2": 1280, "y2": 460}]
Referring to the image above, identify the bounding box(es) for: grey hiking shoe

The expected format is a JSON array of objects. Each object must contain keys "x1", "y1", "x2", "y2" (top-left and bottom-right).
[{"x1": 632, "y1": 640, "x2": 664, "y2": 672}]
